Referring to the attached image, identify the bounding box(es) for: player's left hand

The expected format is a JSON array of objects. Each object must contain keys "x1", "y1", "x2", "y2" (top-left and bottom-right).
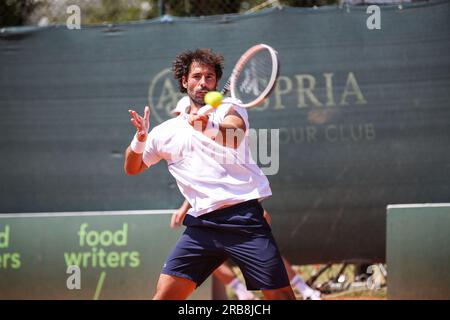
[
  {"x1": 128, "y1": 106, "x2": 150, "y2": 142},
  {"x1": 170, "y1": 208, "x2": 187, "y2": 229}
]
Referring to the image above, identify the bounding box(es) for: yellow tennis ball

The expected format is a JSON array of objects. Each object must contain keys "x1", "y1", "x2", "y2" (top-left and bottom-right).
[{"x1": 204, "y1": 91, "x2": 223, "y2": 108}]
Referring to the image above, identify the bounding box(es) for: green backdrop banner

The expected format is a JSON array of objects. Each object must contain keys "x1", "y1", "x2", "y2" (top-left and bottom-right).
[
  {"x1": 0, "y1": 212, "x2": 210, "y2": 299},
  {"x1": 1, "y1": 1, "x2": 449, "y2": 264}
]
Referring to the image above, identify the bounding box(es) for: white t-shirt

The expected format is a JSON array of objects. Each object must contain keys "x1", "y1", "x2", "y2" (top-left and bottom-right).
[{"x1": 142, "y1": 99, "x2": 272, "y2": 217}]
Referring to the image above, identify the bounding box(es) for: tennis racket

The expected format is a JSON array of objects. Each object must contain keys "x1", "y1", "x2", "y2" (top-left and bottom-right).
[{"x1": 198, "y1": 43, "x2": 279, "y2": 115}]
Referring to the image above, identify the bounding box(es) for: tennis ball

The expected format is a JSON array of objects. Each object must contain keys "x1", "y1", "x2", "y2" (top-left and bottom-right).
[{"x1": 204, "y1": 91, "x2": 223, "y2": 108}]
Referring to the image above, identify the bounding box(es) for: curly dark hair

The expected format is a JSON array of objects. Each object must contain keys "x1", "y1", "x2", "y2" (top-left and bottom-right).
[{"x1": 172, "y1": 48, "x2": 224, "y2": 93}]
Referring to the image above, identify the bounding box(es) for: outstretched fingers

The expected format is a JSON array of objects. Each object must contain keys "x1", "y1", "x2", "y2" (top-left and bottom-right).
[
  {"x1": 128, "y1": 107, "x2": 151, "y2": 142},
  {"x1": 130, "y1": 118, "x2": 142, "y2": 130},
  {"x1": 129, "y1": 109, "x2": 144, "y2": 130},
  {"x1": 129, "y1": 109, "x2": 141, "y2": 122},
  {"x1": 143, "y1": 106, "x2": 150, "y2": 131},
  {"x1": 144, "y1": 106, "x2": 150, "y2": 121}
]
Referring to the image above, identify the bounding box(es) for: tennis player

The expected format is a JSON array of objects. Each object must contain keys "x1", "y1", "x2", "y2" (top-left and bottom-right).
[{"x1": 124, "y1": 48, "x2": 295, "y2": 300}]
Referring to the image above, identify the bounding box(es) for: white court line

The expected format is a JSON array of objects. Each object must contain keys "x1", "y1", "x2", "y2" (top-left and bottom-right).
[{"x1": 0, "y1": 209, "x2": 175, "y2": 218}]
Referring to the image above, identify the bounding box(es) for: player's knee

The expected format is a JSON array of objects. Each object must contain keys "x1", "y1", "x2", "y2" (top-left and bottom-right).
[{"x1": 153, "y1": 274, "x2": 196, "y2": 300}]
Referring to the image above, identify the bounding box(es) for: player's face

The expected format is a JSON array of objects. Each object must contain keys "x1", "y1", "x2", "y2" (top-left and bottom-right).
[{"x1": 183, "y1": 61, "x2": 217, "y2": 107}]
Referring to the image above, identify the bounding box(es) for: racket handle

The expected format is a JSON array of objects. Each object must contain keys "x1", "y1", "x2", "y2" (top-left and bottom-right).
[{"x1": 197, "y1": 105, "x2": 215, "y2": 115}]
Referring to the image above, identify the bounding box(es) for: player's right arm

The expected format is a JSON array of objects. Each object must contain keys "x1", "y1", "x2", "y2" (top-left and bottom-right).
[
  {"x1": 124, "y1": 146, "x2": 148, "y2": 175},
  {"x1": 124, "y1": 106, "x2": 150, "y2": 175}
]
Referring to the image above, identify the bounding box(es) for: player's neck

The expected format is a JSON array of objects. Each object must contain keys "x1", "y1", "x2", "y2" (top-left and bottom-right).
[{"x1": 189, "y1": 103, "x2": 203, "y2": 115}]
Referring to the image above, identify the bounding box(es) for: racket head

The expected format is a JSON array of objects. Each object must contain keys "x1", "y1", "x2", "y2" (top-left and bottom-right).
[{"x1": 228, "y1": 44, "x2": 279, "y2": 108}]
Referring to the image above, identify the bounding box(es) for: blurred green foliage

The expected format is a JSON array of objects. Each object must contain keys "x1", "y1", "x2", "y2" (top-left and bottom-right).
[{"x1": 0, "y1": 0, "x2": 340, "y2": 27}]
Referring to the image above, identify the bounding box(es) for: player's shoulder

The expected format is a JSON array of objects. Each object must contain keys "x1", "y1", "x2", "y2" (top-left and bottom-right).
[
  {"x1": 217, "y1": 98, "x2": 248, "y2": 124},
  {"x1": 218, "y1": 97, "x2": 247, "y2": 114},
  {"x1": 222, "y1": 97, "x2": 242, "y2": 107}
]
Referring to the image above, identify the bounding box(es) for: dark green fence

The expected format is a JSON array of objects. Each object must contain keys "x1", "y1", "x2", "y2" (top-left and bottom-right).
[
  {"x1": 387, "y1": 204, "x2": 450, "y2": 300},
  {"x1": 1, "y1": 1, "x2": 449, "y2": 264}
]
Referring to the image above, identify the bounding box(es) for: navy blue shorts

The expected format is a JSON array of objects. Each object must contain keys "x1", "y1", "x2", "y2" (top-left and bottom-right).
[{"x1": 161, "y1": 199, "x2": 290, "y2": 290}]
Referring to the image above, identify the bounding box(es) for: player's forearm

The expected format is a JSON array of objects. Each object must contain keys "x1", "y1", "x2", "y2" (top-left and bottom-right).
[
  {"x1": 180, "y1": 199, "x2": 192, "y2": 213},
  {"x1": 214, "y1": 108, "x2": 246, "y2": 149},
  {"x1": 217, "y1": 123, "x2": 245, "y2": 149},
  {"x1": 124, "y1": 146, "x2": 147, "y2": 175}
]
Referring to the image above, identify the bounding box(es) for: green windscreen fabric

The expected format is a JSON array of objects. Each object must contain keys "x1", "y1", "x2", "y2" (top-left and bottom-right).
[{"x1": 1, "y1": 1, "x2": 449, "y2": 264}]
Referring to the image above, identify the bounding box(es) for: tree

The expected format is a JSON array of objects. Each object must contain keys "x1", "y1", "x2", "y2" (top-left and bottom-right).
[
  {"x1": 164, "y1": 0, "x2": 241, "y2": 17},
  {"x1": 0, "y1": 0, "x2": 41, "y2": 27},
  {"x1": 0, "y1": 0, "x2": 340, "y2": 28}
]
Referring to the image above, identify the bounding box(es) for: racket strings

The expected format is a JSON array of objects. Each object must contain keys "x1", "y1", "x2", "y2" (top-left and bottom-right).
[{"x1": 234, "y1": 49, "x2": 275, "y2": 104}]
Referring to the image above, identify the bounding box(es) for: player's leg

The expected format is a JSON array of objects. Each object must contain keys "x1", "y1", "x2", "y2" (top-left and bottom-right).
[
  {"x1": 263, "y1": 209, "x2": 320, "y2": 300},
  {"x1": 229, "y1": 240, "x2": 296, "y2": 300},
  {"x1": 225, "y1": 217, "x2": 295, "y2": 299},
  {"x1": 156, "y1": 225, "x2": 226, "y2": 300},
  {"x1": 213, "y1": 263, "x2": 236, "y2": 284},
  {"x1": 282, "y1": 257, "x2": 297, "y2": 279},
  {"x1": 213, "y1": 263, "x2": 257, "y2": 300},
  {"x1": 261, "y1": 286, "x2": 296, "y2": 300},
  {"x1": 153, "y1": 274, "x2": 196, "y2": 300},
  {"x1": 283, "y1": 257, "x2": 321, "y2": 300}
]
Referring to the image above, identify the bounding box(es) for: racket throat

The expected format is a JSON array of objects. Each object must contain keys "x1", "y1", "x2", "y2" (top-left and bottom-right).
[{"x1": 221, "y1": 80, "x2": 231, "y2": 96}]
